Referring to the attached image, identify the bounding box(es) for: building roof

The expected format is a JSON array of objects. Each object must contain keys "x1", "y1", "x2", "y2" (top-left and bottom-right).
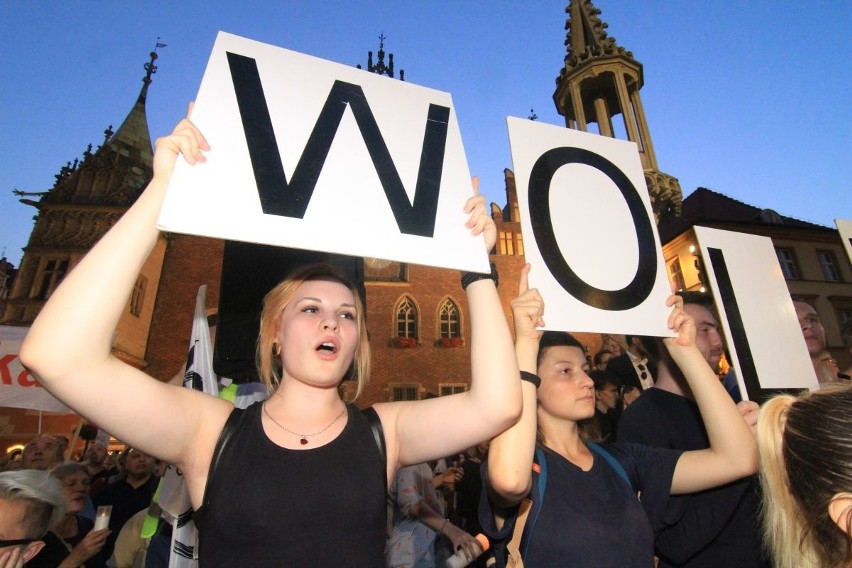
[{"x1": 658, "y1": 187, "x2": 831, "y2": 243}]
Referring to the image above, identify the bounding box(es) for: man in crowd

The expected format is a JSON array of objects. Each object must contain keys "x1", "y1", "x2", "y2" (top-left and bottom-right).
[
  {"x1": 0, "y1": 469, "x2": 65, "y2": 567},
  {"x1": 94, "y1": 448, "x2": 158, "y2": 567},
  {"x1": 606, "y1": 334, "x2": 657, "y2": 391},
  {"x1": 20, "y1": 435, "x2": 63, "y2": 471},
  {"x1": 591, "y1": 370, "x2": 621, "y2": 442},
  {"x1": 618, "y1": 292, "x2": 767, "y2": 567},
  {"x1": 793, "y1": 300, "x2": 837, "y2": 384}
]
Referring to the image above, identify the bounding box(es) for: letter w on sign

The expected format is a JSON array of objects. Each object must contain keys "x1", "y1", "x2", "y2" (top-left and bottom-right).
[
  {"x1": 227, "y1": 52, "x2": 448, "y2": 238},
  {"x1": 157, "y1": 32, "x2": 488, "y2": 273}
]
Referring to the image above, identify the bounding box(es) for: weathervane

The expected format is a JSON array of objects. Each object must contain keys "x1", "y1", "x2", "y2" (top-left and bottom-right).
[{"x1": 144, "y1": 37, "x2": 167, "y2": 84}]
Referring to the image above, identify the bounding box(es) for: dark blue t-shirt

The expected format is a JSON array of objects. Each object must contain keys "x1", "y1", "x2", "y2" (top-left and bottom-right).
[{"x1": 482, "y1": 442, "x2": 682, "y2": 568}]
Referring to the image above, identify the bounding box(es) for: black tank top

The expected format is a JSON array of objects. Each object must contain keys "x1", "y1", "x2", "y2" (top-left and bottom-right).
[{"x1": 195, "y1": 402, "x2": 386, "y2": 567}]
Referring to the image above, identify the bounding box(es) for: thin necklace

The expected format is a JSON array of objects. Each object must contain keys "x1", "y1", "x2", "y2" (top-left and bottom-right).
[{"x1": 262, "y1": 402, "x2": 346, "y2": 446}]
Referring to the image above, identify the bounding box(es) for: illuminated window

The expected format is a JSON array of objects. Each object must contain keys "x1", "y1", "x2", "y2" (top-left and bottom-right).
[
  {"x1": 516, "y1": 232, "x2": 524, "y2": 256},
  {"x1": 667, "y1": 257, "x2": 686, "y2": 291},
  {"x1": 499, "y1": 231, "x2": 514, "y2": 256}
]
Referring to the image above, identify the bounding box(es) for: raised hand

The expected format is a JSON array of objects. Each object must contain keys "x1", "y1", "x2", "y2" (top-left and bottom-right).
[
  {"x1": 463, "y1": 176, "x2": 497, "y2": 254},
  {"x1": 663, "y1": 294, "x2": 696, "y2": 350},
  {"x1": 511, "y1": 264, "x2": 545, "y2": 343},
  {"x1": 152, "y1": 102, "x2": 210, "y2": 182}
]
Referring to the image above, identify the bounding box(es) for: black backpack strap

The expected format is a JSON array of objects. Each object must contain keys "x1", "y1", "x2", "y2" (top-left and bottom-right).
[
  {"x1": 201, "y1": 407, "x2": 244, "y2": 510},
  {"x1": 362, "y1": 406, "x2": 387, "y2": 488}
]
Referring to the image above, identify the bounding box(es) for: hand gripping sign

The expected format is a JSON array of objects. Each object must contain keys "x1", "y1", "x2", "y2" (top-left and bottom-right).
[
  {"x1": 158, "y1": 32, "x2": 488, "y2": 273},
  {"x1": 507, "y1": 117, "x2": 673, "y2": 336}
]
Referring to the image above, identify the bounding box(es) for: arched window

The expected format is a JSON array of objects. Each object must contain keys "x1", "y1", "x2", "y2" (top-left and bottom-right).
[
  {"x1": 438, "y1": 298, "x2": 461, "y2": 339},
  {"x1": 395, "y1": 296, "x2": 418, "y2": 339}
]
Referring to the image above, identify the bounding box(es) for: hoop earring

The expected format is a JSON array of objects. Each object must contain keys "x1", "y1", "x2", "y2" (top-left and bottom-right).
[{"x1": 273, "y1": 342, "x2": 281, "y2": 356}]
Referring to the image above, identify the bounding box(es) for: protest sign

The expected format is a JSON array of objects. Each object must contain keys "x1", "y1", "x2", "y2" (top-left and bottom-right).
[
  {"x1": 694, "y1": 226, "x2": 818, "y2": 401},
  {"x1": 507, "y1": 117, "x2": 672, "y2": 335},
  {"x1": 158, "y1": 32, "x2": 487, "y2": 273},
  {"x1": 0, "y1": 326, "x2": 73, "y2": 413}
]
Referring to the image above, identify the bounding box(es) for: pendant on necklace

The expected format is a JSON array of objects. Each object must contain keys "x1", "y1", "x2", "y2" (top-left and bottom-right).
[{"x1": 300, "y1": 438, "x2": 308, "y2": 446}]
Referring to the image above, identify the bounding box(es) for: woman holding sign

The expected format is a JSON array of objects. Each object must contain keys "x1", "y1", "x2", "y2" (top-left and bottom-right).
[
  {"x1": 20, "y1": 112, "x2": 519, "y2": 566},
  {"x1": 481, "y1": 268, "x2": 757, "y2": 567}
]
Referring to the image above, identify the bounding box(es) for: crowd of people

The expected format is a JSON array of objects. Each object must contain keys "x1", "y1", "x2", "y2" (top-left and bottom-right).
[{"x1": 2, "y1": 113, "x2": 851, "y2": 568}]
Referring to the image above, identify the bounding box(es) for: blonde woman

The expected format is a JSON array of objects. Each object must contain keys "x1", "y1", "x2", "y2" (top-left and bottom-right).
[
  {"x1": 20, "y1": 112, "x2": 521, "y2": 566},
  {"x1": 758, "y1": 384, "x2": 852, "y2": 568}
]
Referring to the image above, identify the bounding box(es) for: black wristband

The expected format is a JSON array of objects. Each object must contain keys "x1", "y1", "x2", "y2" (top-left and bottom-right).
[
  {"x1": 520, "y1": 371, "x2": 541, "y2": 388},
  {"x1": 460, "y1": 262, "x2": 499, "y2": 290}
]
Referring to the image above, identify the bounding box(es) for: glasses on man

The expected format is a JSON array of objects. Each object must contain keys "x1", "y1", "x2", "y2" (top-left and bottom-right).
[
  {"x1": 0, "y1": 537, "x2": 38, "y2": 548},
  {"x1": 637, "y1": 363, "x2": 648, "y2": 381}
]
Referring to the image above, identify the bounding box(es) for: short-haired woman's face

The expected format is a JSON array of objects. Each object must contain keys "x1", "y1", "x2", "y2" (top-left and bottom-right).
[
  {"x1": 59, "y1": 471, "x2": 90, "y2": 514},
  {"x1": 537, "y1": 345, "x2": 596, "y2": 422}
]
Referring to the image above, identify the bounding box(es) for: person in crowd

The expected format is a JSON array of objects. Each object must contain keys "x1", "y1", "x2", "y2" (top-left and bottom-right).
[
  {"x1": 27, "y1": 463, "x2": 109, "y2": 568},
  {"x1": 592, "y1": 349, "x2": 614, "y2": 371},
  {"x1": 454, "y1": 443, "x2": 488, "y2": 532},
  {"x1": 21, "y1": 436, "x2": 63, "y2": 472},
  {"x1": 758, "y1": 384, "x2": 852, "y2": 568},
  {"x1": 92, "y1": 448, "x2": 157, "y2": 566},
  {"x1": 591, "y1": 370, "x2": 621, "y2": 442},
  {"x1": 617, "y1": 292, "x2": 766, "y2": 567},
  {"x1": 386, "y1": 462, "x2": 479, "y2": 567},
  {"x1": 816, "y1": 350, "x2": 842, "y2": 383},
  {"x1": 20, "y1": 111, "x2": 521, "y2": 566},
  {"x1": 600, "y1": 334, "x2": 625, "y2": 358},
  {"x1": 606, "y1": 334, "x2": 657, "y2": 391},
  {"x1": 840, "y1": 319, "x2": 852, "y2": 379},
  {"x1": 793, "y1": 300, "x2": 832, "y2": 384},
  {"x1": 0, "y1": 469, "x2": 65, "y2": 567},
  {"x1": 481, "y1": 267, "x2": 757, "y2": 567}
]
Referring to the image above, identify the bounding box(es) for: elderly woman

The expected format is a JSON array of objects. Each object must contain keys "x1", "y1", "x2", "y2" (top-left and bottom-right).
[{"x1": 27, "y1": 463, "x2": 108, "y2": 568}]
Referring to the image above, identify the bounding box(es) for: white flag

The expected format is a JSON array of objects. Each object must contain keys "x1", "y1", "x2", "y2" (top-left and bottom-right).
[{"x1": 158, "y1": 285, "x2": 219, "y2": 568}]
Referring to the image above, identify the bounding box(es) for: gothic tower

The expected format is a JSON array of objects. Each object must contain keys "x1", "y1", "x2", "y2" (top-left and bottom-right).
[
  {"x1": 553, "y1": 0, "x2": 682, "y2": 221},
  {"x1": 2, "y1": 51, "x2": 168, "y2": 368}
]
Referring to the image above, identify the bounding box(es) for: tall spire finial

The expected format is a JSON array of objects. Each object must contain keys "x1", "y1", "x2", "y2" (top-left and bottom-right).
[
  {"x1": 144, "y1": 38, "x2": 167, "y2": 85},
  {"x1": 357, "y1": 33, "x2": 404, "y2": 81}
]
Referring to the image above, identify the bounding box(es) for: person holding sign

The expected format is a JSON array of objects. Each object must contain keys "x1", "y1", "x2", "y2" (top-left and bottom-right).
[
  {"x1": 757, "y1": 384, "x2": 852, "y2": 568},
  {"x1": 480, "y1": 268, "x2": 757, "y2": 567},
  {"x1": 19, "y1": 112, "x2": 521, "y2": 566}
]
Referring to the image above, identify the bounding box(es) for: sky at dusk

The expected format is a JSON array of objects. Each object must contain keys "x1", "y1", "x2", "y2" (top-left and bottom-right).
[{"x1": 2, "y1": 1, "x2": 850, "y2": 267}]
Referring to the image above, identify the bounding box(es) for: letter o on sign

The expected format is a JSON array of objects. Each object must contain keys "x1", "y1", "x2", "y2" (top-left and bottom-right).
[{"x1": 528, "y1": 147, "x2": 657, "y2": 311}]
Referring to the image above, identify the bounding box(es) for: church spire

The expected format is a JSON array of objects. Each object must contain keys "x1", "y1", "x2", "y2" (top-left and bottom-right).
[
  {"x1": 553, "y1": 0, "x2": 681, "y2": 221},
  {"x1": 357, "y1": 33, "x2": 404, "y2": 81},
  {"x1": 107, "y1": 44, "x2": 163, "y2": 175}
]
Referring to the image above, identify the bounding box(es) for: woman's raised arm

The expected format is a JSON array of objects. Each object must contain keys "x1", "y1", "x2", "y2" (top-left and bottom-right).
[
  {"x1": 20, "y1": 113, "x2": 231, "y2": 477},
  {"x1": 484, "y1": 264, "x2": 543, "y2": 505},
  {"x1": 376, "y1": 178, "x2": 522, "y2": 473}
]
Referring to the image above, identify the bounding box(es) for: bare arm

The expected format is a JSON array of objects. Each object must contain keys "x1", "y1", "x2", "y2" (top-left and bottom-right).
[
  {"x1": 19, "y1": 114, "x2": 231, "y2": 499},
  {"x1": 376, "y1": 179, "x2": 522, "y2": 475},
  {"x1": 485, "y1": 265, "x2": 543, "y2": 506},
  {"x1": 666, "y1": 296, "x2": 758, "y2": 494}
]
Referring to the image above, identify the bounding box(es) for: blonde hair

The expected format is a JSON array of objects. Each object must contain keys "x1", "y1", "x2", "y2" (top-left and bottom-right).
[
  {"x1": 758, "y1": 384, "x2": 852, "y2": 568},
  {"x1": 256, "y1": 263, "x2": 370, "y2": 402}
]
